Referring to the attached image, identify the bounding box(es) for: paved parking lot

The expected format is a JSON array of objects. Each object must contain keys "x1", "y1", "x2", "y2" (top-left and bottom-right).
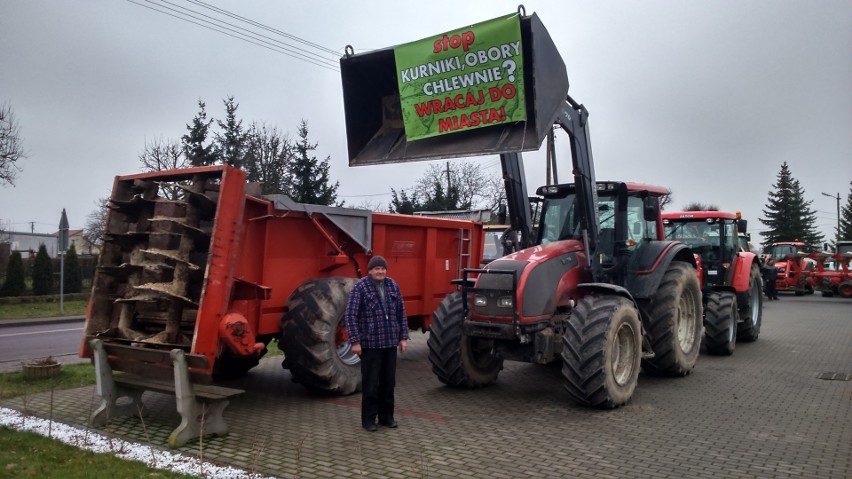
[{"x1": 3, "y1": 294, "x2": 850, "y2": 478}]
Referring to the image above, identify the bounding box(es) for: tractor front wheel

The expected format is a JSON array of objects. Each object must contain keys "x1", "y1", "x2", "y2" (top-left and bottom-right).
[
  {"x1": 641, "y1": 262, "x2": 702, "y2": 376},
  {"x1": 280, "y1": 277, "x2": 360, "y2": 395},
  {"x1": 839, "y1": 282, "x2": 852, "y2": 299},
  {"x1": 562, "y1": 295, "x2": 641, "y2": 408},
  {"x1": 428, "y1": 292, "x2": 503, "y2": 388},
  {"x1": 703, "y1": 292, "x2": 737, "y2": 356}
]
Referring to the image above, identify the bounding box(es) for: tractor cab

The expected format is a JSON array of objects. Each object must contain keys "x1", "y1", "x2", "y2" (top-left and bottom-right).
[
  {"x1": 537, "y1": 181, "x2": 666, "y2": 286},
  {"x1": 662, "y1": 211, "x2": 745, "y2": 289}
]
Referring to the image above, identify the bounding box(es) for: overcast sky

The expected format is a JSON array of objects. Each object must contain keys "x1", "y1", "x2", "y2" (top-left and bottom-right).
[{"x1": 1, "y1": 0, "x2": 850, "y2": 243}]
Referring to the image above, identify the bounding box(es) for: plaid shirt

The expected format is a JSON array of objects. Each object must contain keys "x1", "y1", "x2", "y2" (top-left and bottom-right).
[{"x1": 344, "y1": 276, "x2": 409, "y2": 349}]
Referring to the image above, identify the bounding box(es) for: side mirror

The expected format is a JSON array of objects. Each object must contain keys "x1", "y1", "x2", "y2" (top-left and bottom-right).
[
  {"x1": 737, "y1": 219, "x2": 748, "y2": 234},
  {"x1": 643, "y1": 197, "x2": 658, "y2": 222}
]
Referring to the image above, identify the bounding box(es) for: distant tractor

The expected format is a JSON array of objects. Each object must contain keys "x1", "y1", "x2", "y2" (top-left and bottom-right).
[
  {"x1": 763, "y1": 241, "x2": 815, "y2": 296},
  {"x1": 662, "y1": 211, "x2": 763, "y2": 355}
]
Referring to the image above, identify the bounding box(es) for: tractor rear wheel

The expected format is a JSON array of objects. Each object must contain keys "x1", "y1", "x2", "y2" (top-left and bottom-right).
[
  {"x1": 703, "y1": 292, "x2": 737, "y2": 356},
  {"x1": 428, "y1": 292, "x2": 503, "y2": 388},
  {"x1": 641, "y1": 262, "x2": 702, "y2": 376},
  {"x1": 562, "y1": 294, "x2": 641, "y2": 409},
  {"x1": 737, "y1": 266, "x2": 763, "y2": 342},
  {"x1": 280, "y1": 277, "x2": 360, "y2": 395}
]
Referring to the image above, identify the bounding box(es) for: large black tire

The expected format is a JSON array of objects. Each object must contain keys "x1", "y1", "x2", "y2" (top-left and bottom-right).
[
  {"x1": 703, "y1": 292, "x2": 737, "y2": 356},
  {"x1": 427, "y1": 292, "x2": 503, "y2": 388},
  {"x1": 737, "y1": 266, "x2": 763, "y2": 342},
  {"x1": 641, "y1": 262, "x2": 702, "y2": 376},
  {"x1": 562, "y1": 295, "x2": 642, "y2": 409},
  {"x1": 280, "y1": 277, "x2": 360, "y2": 395}
]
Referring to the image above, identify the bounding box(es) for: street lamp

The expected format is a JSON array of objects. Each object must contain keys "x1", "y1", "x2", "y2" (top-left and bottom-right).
[{"x1": 821, "y1": 192, "x2": 840, "y2": 247}]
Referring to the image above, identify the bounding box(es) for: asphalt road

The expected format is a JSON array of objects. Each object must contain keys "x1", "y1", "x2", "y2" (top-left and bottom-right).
[{"x1": 0, "y1": 317, "x2": 86, "y2": 372}]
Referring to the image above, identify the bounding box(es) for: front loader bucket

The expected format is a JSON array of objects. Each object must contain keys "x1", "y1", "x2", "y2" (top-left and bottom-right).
[{"x1": 340, "y1": 12, "x2": 568, "y2": 166}]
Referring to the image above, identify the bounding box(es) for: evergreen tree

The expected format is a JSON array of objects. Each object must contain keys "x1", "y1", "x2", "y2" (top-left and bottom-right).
[
  {"x1": 0, "y1": 251, "x2": 25, "y2": 297},
  {"x1": 838, "y1": 180, "x2": 852, "y2": 241},
  {"x1": 420, "y1": 180, "x2": 464, "y2": 211},
  {"x1": 182, "y1": 99, "x2": 216, "y2": 167},
  {"x1": 759, "y1": 162, "x2": 824, "y2": 250},
  {"x1": 31, "y1": 244, "x2": 53, "y2": 295},
  {"x1": 214, "y1": 96, "x2": 248, "y2": 168},
  {"x1": 389, "y1": 188, "x2": 420, "y2": 214},
  {"x1": 63, "y1": 243, "x2": 83, "y2": 294},
  {"x1": 289, "y1": 120, "x2": 339, "y2": 205}
]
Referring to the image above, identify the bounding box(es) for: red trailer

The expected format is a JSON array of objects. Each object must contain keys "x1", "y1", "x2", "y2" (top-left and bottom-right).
[{"x1": 80, "y1": 165, "x2": 483, "y2": 394}]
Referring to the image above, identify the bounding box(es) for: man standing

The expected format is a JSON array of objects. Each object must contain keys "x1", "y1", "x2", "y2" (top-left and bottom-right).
[
  {"x1": 344, "y1": 256, "x2": 409, "y2": 432},
  {"x1": 761, "y1": 256, "x2": 779, "y2": 300}
]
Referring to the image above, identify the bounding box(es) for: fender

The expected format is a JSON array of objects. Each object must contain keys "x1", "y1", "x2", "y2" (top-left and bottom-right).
[
  {"x1": 576, "y1": 282, "x2": 635, "y2": 303},
  {"x1": 730, "y1": 251, "x2": 758, "y2": 293},
  {"x1": 626, "y1": 241, "x2": 697, "y2": 299}
]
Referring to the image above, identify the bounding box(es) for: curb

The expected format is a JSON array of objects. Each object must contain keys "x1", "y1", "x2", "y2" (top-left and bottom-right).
[{"x1": 0, "y1": 316, "x2": 85, "y2": 328}]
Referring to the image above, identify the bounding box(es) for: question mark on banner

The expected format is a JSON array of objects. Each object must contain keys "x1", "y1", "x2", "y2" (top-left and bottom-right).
[{"x1": 502, "y1": 59, "x2": 517, "y2": 82}]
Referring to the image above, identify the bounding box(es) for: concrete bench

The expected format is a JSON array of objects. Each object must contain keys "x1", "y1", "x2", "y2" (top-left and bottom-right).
[{"x1": 89, "y1": 338, "x2": 244, "y2": 448}]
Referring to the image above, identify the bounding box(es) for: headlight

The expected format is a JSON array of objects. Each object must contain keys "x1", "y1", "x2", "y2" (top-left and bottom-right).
[
  {"x1": 497, "y1": 296, "x2": 513, "y2": 308},
  {"x1": 474, "y1": 295, "x2": 487, "y2": 307}
]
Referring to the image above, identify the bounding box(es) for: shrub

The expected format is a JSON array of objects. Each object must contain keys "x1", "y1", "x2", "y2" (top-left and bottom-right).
[
  {"x1": 0, "y1": 251, "x2": 25, "y2": 297},
  {"x1": 31, "y1": 245, "x2": 53, "y2": 295},
  {"x1": 63, "y1": 244, "x2": 83, "y2": 294}
]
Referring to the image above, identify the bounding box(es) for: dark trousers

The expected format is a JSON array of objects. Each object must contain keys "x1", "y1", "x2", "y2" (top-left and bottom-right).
[
  {"x1": 360, "y1": 347, "x2": 397, "y2": 426},
  {"x1": 765, "y1": 279, "x2": 778, "y2": 299}
]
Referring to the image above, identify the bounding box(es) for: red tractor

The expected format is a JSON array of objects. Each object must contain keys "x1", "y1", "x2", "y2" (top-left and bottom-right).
[
  {"x1": 340, "y1": 9, "x2": 703, "y2": 409},
  {"x1": 763, "y1": 241, "x2": 815, "y2": 296},
  {"x1": 662, "y1": 211, "x2": 763, "y2": 355}
]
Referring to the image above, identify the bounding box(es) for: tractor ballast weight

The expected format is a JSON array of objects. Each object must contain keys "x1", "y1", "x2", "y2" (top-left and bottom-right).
[{"x1": 340, "y1": 13, "x2": 568, "y2": 165}]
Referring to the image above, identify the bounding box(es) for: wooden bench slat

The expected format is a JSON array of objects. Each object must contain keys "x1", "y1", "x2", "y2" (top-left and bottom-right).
[
  {"x1": 101, "y1": 342, "x2": 210, "y2": 369},
  {"x1": 114, "y1": 374, "x2": 243, "y2": 400}
]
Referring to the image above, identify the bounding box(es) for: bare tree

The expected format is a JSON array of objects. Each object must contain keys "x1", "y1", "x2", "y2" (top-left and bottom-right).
[
  {"x1": 244, "y1": 121, "x2": 293, "y2": 195},
  {"x1": 684, "y1": 202, "x2": 719, "y2": 211},
  {"x1": 84, "y1": 197, "x2": 109, "y2": 249},
  {"x1": 659, "y1": 189, "x2": 673, "y2": 211},
  {"x1": 413, "y1": 160, "x2": 501, "y2": 211},
  {"x1": 138, "y1": 137, "x2": 188, "y2": 199},
  {"x1": 0, "y1": 102, "x2": 27, "y2": 186}
]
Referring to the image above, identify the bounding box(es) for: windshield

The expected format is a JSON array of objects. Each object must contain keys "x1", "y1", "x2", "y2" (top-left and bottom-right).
[
  {"x1": 538, "y1": 191, "x2": 658, "y2": 251},
  {"x1": 766, "y1": 244, "x2": 800, "y2": 261}
]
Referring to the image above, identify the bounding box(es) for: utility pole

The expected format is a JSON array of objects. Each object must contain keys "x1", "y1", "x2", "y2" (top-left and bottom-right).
[
  {"x1": 445, "y1": 161, "x2": 451, "y2": 210},
  {"x1": 821, "y1": 192, "x2": 840, "y2": 247},
  {"x1": 58, "y1": 209, "x2": 69, "y2": 314}
]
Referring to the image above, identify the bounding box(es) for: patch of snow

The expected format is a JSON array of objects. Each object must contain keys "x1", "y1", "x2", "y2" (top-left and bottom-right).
[{"x1": 0, "y1": 406, "x2": 275, "y2": 478}]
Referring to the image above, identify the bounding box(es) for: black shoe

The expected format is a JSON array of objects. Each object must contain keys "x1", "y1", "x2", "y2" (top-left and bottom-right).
[
  {"x1": 363, "y1": 423, "x2": 377, "y2": 432},
  {"x1": 379, "y1": 420, "x2": 398, "y2": 428}
]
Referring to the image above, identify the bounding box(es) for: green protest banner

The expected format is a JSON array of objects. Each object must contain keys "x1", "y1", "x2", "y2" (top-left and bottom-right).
[{"x1": 394, "y1": 13, "x2": 526, "y2": 141}]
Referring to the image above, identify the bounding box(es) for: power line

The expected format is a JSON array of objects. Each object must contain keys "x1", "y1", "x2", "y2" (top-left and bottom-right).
[
  {"x1": 186, "y1": 0, "x2": 340, "y2": 58},
  {"x1": 127, "y1": 0, "x2": 340, "y2": 72}
]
